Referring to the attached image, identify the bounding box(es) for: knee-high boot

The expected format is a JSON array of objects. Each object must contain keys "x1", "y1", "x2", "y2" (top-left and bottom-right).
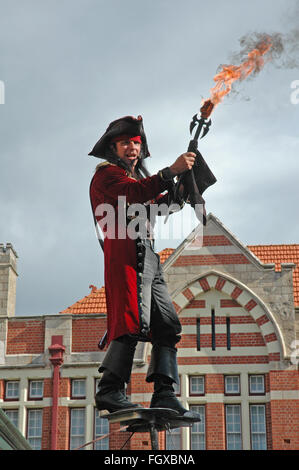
[
  {"x1": 146, "y1": 344, "x2": 201, "y2": 421},
  {"x1": 95, "y1": 337, "x2": 141, "y2": 413}
]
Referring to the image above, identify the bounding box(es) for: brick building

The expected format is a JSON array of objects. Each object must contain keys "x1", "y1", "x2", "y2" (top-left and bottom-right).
[{"x1": 0, "y1": 214, "x2": 298, "y2": 450}]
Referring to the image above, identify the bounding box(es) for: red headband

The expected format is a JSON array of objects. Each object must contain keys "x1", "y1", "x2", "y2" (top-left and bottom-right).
[{"x1": 111, "y1": 135, "x2": 142, "y2": 143}]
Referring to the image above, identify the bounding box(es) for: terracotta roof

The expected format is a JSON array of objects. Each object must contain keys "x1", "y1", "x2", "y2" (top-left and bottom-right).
[
  {"x1": 248, "y1": 244, "x2": 299, "y2": 306},
  {"x1": 60, "y1": 246, "x2": 299, "y2": 314},
  {"x1": 60, "y1": 285, "x2": 107, "y2": 314},
  {"x1": 159, "y1": 248, "x2": 175, "y2": 264}
]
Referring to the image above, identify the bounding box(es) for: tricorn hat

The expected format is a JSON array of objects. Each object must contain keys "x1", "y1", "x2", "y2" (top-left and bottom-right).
[{"x1": 88, "y1": 115, "x2": 150, "y2": 159}]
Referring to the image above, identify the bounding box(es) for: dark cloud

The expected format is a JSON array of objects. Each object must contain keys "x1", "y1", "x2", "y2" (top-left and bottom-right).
[{"x1": 0, "y1": 0, "x2": 298, "y2": 316}]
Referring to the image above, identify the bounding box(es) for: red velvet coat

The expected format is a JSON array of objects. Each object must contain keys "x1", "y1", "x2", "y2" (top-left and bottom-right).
[{"x1": 90, "y1": 162, "x2": 170, "y2": 345}]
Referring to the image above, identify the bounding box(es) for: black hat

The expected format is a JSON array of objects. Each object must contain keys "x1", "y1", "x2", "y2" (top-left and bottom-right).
[{"x1": 88, "y1": 115, "x2": 150, "y2": 159}]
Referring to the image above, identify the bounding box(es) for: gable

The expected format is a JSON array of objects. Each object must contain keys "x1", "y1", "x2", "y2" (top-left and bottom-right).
[{"x1": 163, "y1": 214, "x2": 265, "y2": 271}]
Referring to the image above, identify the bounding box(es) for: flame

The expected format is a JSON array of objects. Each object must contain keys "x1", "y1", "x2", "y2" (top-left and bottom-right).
[{"x1": 201, "y1": 35, "x2": 273, "y2": 117}]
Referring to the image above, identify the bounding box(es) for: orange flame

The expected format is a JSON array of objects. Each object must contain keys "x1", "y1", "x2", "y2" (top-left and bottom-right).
[{"x1": 201, "y1": 35, "x2": 273, "y2": 117}]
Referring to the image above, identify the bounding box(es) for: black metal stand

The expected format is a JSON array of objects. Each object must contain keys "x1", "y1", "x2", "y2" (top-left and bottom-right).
[
  {"x1": 101, "y1": 407, "x2": 198, "y2": 451},
  {"x1": 149, "y1": 423, "x2": 159, "y2": 450}
]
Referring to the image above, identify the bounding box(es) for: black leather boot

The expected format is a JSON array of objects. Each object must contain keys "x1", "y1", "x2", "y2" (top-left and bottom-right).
[
  {"x1": 95, "y1": 370, "x2": 140, "y2": 412},
  {"x1": 146, "y1": 345, "x2": 201, "y2": 421},
  {"x1": 95, "y1": 337, "x2": 141, "y2": 413}
]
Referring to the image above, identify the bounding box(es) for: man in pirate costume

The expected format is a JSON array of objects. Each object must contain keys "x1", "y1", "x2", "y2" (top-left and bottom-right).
[{"x1": 89, "y1": 115, "x2": 200, "y2": 420}]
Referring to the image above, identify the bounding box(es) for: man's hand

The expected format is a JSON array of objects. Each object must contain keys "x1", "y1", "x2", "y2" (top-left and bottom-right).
[{"x1": 169, "y1": 152, "x2": 196, "y2": 176}]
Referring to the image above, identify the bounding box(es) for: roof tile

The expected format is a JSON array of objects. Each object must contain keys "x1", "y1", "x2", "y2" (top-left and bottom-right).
[{"x1": 248, "y1": 244, "x2": 299, "y2": 306}]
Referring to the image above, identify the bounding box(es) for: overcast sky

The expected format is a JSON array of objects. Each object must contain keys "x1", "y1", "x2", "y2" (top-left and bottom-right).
[{"x1": 0, "y1": 0, "x2": 298, "y2": 316}]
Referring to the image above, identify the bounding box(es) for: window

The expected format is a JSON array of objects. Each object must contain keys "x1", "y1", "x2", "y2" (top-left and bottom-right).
[
  {"x1": 189, "y1": 376, "x2": 205, "y2": 396},
  {"x1": 196, "y1": 318, "x2": 200, "y2": 350},
  {"x1": 173, "y1": 379, "x2": 181, "y2": 396},
  {"x1": 166, "y1": 427, "x2": 182, "y2": 450},
  {"x1": 5, "y1": 381, "x2": 19, "y2": 400},
  {"x1": 29, "y1": 380, "x2": 44, "y2": 400},
  {"x1": 190, "y1": 405, "x2": 205, "y2": 450},
  {"x1": 249, "y1": 375, "x2": 265, "y2": 395},
  {"x1": 4, "y1": 409, "x2": 19, "y2": 428},
  {"x1": 94, "y1": 409, "x2": 109, "y2": 450},
  {"x1": 225, "y1": 375, "x2": 240, "y2": 395},
  {"x1": 250, "y1": 405, "x2": 267, "y2": 450},
  {"x1": 225, "y1": 405, "x2": 242, "y2": 450},
  {"x1": 211, "y1": 308, "x2": 216, "y2": 350},
  {"x1": 165, "y1": 378, "x2": 182, "y2": 450},
  {"x1": 70, "y1": 408, "x2": 85, "y2": 450},
  {"x1": 27, "y1": 409, "x2": 43, "y2": 450},
  {"x1": 95, "y1": 378, "x2": 100, "y2": 394},
  {"x1": 226, "y1": 316, "x2": 231, "y2": 350},
  {"x1": 71, "y1": 379, "x2": 86, "y2": 399}
]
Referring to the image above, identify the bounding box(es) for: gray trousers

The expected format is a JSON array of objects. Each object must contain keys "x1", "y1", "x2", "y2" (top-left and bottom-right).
[{"x1": 139, "y1": 239, "x2": 182, "y2": 347}]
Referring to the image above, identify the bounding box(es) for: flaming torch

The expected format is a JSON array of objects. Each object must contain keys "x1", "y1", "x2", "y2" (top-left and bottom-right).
[
  {"x1": 191, "y1": 34, "x2": 274, "y2": 142},
  {"x1": 178, "y1": 34, "x2": 276, "y2": 224}
]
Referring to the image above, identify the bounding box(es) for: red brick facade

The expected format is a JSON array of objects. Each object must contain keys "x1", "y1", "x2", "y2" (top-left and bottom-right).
[
  {"x1": 6, "y1": 320, "x2": 44, "y2": 354},
  {"x1": 1, "y1": 302, "x2": 298, "y2": 450}
]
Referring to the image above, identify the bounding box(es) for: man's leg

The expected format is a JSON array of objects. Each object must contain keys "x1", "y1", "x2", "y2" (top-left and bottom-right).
[
  {"x1": 146, "y1": 257, "x2": 201, "y2": 420},
  {"x1": 95, "y1": 335, "x2": 141, "y2": 413},
  {"x1": 95, "y1": 239, "x2": 156, "y2": 413}
]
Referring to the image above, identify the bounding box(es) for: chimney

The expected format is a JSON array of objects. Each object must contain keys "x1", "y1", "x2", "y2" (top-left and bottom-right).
[{"x1": 0, "y1": 243, "x2": 18, "y2": 317}]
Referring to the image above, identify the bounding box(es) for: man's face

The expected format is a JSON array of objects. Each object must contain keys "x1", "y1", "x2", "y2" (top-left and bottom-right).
[{"x1": 114, "y1": 139, "x2": 141, "y2": 170}]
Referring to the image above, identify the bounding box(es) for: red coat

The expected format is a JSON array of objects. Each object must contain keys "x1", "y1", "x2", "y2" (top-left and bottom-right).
[{"x1": 90, "y1": 162, "x2": 170, "y2": 345}]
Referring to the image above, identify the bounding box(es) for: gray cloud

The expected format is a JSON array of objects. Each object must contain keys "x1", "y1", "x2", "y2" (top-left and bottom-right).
[{"x1": 0, "y1": 0, "x2": 298, "y2": 316}]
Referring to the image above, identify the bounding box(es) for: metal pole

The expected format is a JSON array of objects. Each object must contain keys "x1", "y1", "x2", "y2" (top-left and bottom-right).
[{"x1": 149, "y1": 423, "x2": 159, "y2": 450}]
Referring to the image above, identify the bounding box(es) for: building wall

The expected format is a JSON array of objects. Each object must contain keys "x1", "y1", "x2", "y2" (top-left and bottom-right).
[
  {"x1": 0, "y1": 298, "x2": 298, "y2": 450},
  {"x1": 0, "y1": 216, "x2": 298, "y2": 451},
  {"x1": 164, "y1": 216, "x2": 296, "y2": 357}
]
